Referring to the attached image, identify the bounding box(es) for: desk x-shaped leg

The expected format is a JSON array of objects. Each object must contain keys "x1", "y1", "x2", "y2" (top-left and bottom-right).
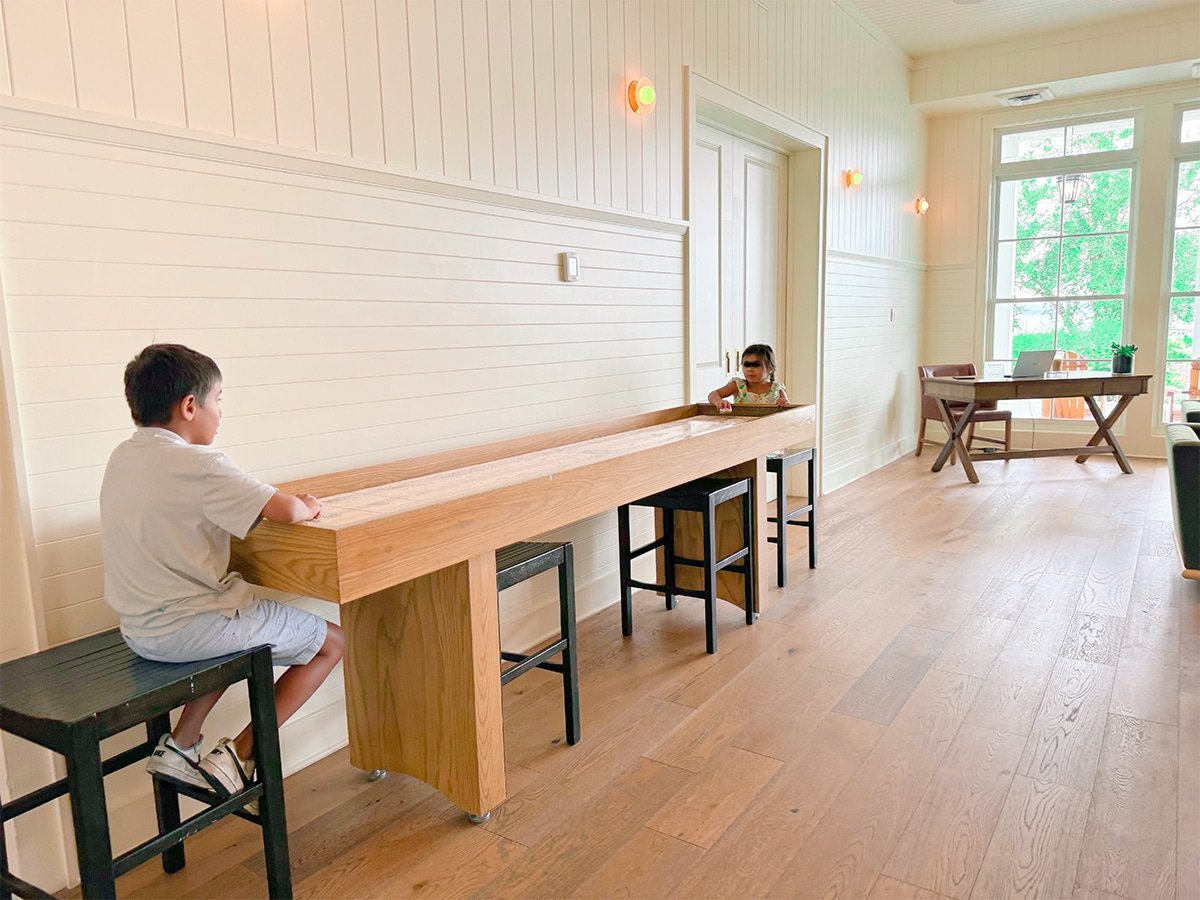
[
  {"x1": 1077, "y1": 394, "x2": 1135, "y2": 474},
  {"x1": 930, "y1": 398, "x2": 979, "y2": 483}
]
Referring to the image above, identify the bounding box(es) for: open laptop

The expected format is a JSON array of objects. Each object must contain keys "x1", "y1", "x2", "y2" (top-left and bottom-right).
[{"x1": 1009, "y1": 349, "x2": 1060, "y2": 378}]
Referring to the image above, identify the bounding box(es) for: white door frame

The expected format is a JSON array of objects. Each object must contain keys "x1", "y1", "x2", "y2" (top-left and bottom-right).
[{"x1": 683, "y1": 69, "x2": 829, "y2": 492}]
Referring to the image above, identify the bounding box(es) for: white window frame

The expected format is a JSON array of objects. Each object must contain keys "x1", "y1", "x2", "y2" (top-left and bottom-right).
[
  {"x1": 985, "y1": 112, "x2": 1140, "y2": 392},
  {"x1": 1161, "y1": 102, "x2": 1200, "y2": 424}
]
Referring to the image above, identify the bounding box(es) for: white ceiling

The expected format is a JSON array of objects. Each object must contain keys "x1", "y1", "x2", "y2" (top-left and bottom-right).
[{"x1": 848, "y1": 0, "x2": 1192, "y2": 58}]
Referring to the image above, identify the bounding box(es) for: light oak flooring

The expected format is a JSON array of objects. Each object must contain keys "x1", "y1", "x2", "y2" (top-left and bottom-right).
[{"x1": 110, "y1": 453, "x2": 1198, "y2": 899}]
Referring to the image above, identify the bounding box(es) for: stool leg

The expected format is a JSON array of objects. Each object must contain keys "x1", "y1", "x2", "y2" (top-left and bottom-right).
[
  {"x1": 147, "y1": 715, "x2": 186, "y2": 874},
  {"x1": 775, "y1": 463, "x2": 787, "y2": 588},
  {"x1": 807, "y1": 454, "x2": 818, "y2": 569},
  {"x1": 65, "y1": 723, "x2": 116, "y2": 899},
  {"x1": 247, "y1": 647, "x2": 292, "y2": 900},
  {"x1": 703, "y1": 498, "x2": 718, "y2": 655},
  {"x1": 558, "y1": 546, "x2": 581, "y2": 745},
  {"x1": 742, "y1": 491, "x2": 755, "y2": 625},
  {"x1": 618, "y1": 505, "x2": 634, "y2": 637},
  {"x1": 663, "y1": 508, "x2": 677, "y2": 611},
  {"x1": 1, "y1": 796, "x2": 11, "y2": 900}
]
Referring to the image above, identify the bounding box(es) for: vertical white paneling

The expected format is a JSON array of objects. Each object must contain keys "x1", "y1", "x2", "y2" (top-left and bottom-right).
[
  {"x1": 668, "y1": 0, "x2": 682, "y2": 220},
  {"x1": 639, "y1": 0, "x2": 654, "y2": 214},
  {"x1": 342, "y1": 0, "x2": 385, "y2": 163},
  {"x1": 224, "y1": 0, "x2": 276, "y2": 144},
  {"x1": 462, "y1": 0, "x2": 494, "y2": 184},
  {"x1": 434, "y1": 0, "x2": 468, "y2": 180},
  {"x1": 407, "y1": 0, "x2": 442, "y2": 172},
  {"x1": 551, "y1": 0, "x2": 575, "y2": 200},
  {"x1": 571, "y1": 2, "x2": 593, "y2": 205},
  {"x1": 267, "y1": 0, "x2": 316, "y2": 152},
  {"x1": 124, "y1": 0, "x2": 185, "y2": 127},
  {"x1": 3, "y1": 0, "x2": 75, "y2": 106},
  {"x1": 65, "y1": 0, "x2": 132, "y2": 117},
  {"x1": 607, "y1": 0, "x2": 626, "y2": 209},
  {"x1": 623, "y1": 0, "x2": 641, "y2": 213},
  {"x1": 305, "y1": 0, "x2": 350, "y2": 157},
  {"x1": 176, "y1": 0, "x2": 233, "y2": 135},
  {"x1": 531, "y1": 0, "x2": 557, "y2": 195},
  {"x1": 375, "y1": 0, "x2": 415, "y2": 169},
  {"x1": 509, "y1": 0, "x2": 537, "y2": 192},
  {"x1": 654, "y1": 0, "x2": 668, "y2": 217},
  {"x1": 589, "y1": 0, "x2": 611, "y2": 207},
  {"x1": 486, "y1": 0, "x2": 516, "y2": 189},
  {"x1": 0, "y1": 7, "x2": 11, "y2": 96}
]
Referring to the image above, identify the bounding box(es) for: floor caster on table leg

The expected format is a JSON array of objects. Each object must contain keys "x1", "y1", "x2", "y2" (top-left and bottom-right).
[
  {"x1": 466, "y1": 810, "x2": 492, "y2": 825},
  {"x1": 366, "y1": 768, "x2": 388, "y2": 781}
]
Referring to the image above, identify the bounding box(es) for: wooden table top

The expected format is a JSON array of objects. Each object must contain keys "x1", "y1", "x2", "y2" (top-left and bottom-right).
[
  {"x1": 923, "y1": 372, "x2": 1151, "y2": 402},
  {"x1": 231, "y1": 403, "x2": 816, "y2": 603}
]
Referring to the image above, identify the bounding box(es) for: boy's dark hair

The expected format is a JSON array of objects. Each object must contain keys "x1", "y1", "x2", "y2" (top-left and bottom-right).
[
  {"x1": 741, "y1": 343, "x2": 778, "y2": 380},
  {"x1": 123, "y1": 344, "x2": 222, "y2": 426}
]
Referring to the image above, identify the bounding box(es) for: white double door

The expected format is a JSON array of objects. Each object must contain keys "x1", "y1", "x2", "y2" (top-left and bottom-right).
[{"x1": 689, "y1": 123, "x2": 789, "y2": 401}]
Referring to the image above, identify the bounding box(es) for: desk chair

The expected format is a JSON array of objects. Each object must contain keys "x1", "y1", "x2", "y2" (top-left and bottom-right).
[{"x1": 916, "y1": 363, "x2": 1012, "y2": 459}]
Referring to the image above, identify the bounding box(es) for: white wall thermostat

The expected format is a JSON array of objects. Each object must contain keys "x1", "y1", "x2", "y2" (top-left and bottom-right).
[{"x1": 560, "y1": 252, "x2": 580, "y2": 282}]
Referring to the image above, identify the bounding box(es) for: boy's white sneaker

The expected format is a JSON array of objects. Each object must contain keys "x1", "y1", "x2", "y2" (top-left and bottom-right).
[
  {"x1": 200, "y1": 738, "x2": 258, "y2": 812},
  {"x1": 146, "y1": 734, "x2": 210, "y2": 789}
]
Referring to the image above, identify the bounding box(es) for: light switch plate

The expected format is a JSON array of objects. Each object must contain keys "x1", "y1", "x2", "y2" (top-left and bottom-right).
[{"x1": 560, "y1": 252, "x2": 580, "y2": 282}]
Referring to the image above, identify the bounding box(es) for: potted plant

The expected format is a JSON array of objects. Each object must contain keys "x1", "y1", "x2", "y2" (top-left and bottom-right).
[{"x1": 1111, "y1": 342, "x2": 1137, "y2": 375}]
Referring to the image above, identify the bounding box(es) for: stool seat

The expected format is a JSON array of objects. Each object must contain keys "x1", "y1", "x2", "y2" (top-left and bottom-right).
[
  {"x1": 766, "y1": 446, "x2": 814, "y2": 471},
  {"x1": 634, "y1": 477, "x2": 751, "y2": 511},
  {"x1": 495, "y1": 540, "x2": 580, "y2": 745},
  {"x1": 2, "y1": 630, "x2": 254, "y2": 739}
]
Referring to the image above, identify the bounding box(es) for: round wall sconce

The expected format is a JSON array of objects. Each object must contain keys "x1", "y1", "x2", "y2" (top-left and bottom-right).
[
  {"x1": 845, "y1": 169, "x2": 863, "y2": 190},
  {"x1": 915, "y1": 196, "x2": 930, "y2": 215},
  {"x1": 628, "y1": 77, "x2": 657, "y2": 115}
]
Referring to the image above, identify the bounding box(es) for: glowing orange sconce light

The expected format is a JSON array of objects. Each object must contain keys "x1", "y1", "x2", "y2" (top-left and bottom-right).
[
  {"x1": 629, "y1": 77, "x2": 657, "y2": 115},
  {"x1": 915, "y1": 196, "x2": 930, "y2": 215},
  {"x1": 845, "y1": 169, "x2": 863, "y2": 190}
]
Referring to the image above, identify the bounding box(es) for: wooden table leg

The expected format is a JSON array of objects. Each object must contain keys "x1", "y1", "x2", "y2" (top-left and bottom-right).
[
  {"x1": 1079, "y1": 394, "x2": 1135, "y2": 473},
  {"x1": 341, "y1": 552, "x2": 506, "y2": 818},
  {"x1": 931, "y1": 399, "x2": 979, "y2": 483}
]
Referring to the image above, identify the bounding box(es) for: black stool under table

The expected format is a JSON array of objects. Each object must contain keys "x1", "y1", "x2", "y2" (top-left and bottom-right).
[
  {"x1": 0, "y1": 630, "x2": 289, "y2": 899},
  {"x1": 618, "y1": 477, "x2": 755, "y2": 654},
  {"x1": 766, "y1": 446, "x2": 817, "y2": 587},
  {"x1": 496, "y1": 541, "x2": 580, "y2": 746}
]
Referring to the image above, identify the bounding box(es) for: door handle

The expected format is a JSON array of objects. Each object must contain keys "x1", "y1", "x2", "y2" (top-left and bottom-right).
[{"x1": 725, "y1": 349, "x2": 731, "y2": 374}]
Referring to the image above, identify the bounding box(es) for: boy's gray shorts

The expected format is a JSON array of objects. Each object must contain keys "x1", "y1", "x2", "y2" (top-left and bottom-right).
[{"x1": 124, "y1": 600, "x2": 328, "y2": 667}]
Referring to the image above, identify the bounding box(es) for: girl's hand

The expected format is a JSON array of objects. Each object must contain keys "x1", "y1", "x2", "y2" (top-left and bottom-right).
[
  {"x1": 776, "y1": 396, "x2": 789, "y2": 408},
  {"x1": 717, "y1": 399, "x2": 733, "y2": 412}
]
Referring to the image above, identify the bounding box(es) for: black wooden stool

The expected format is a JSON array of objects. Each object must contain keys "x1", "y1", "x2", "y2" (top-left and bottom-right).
[
  {"x1": 766, "y1": 446, "x2": 817, "y2": 587},
  {"x1": 618, "y1": 477, "x2": 755, "y2": 654},
  {"x1": 0, "y1": 630, "x2": 290, "y2": 899},
  {"x1": 496, "y1": 541, "x2": 580, "y2": 746}
]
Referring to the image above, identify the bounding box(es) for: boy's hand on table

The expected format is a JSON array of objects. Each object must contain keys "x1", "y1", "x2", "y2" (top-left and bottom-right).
[{"x1": 299, "y1": 493, "x2": 323, "y2": 520}]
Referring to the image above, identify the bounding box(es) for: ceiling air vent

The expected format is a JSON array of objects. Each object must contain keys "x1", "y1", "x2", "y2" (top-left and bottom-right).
[{"x1": 997, "y1": 87, "x2": 1055, "y2": 107}]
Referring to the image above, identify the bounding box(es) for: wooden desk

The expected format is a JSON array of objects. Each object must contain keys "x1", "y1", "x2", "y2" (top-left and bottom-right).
[
  {"x1": 230, "y1": 403, "x2": 815, "y2": 818},
  {"x1": 922, "y1": 373, "x2": 1151, "y2": 484}
]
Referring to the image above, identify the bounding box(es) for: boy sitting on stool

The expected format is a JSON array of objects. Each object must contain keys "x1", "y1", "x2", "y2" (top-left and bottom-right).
[{"x1": 101, "y1": 343, "x2": 345, "y2": 798}]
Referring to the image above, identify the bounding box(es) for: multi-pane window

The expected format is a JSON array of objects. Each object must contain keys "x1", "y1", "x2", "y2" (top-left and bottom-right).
[
  {"x1": 988, "y1": 117, "x2": 1135, "y2": 419},
  {"x1": 1164, "y1": 107, "x2": 1200, "y2": 423}
]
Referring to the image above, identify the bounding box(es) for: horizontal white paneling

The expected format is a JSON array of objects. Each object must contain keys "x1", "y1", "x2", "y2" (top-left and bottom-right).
[
  {"x1": 0, "y1": 0, "x2": 924, "y2": 261},
  {"x1": 822, "y1": 251, "x2": 924, "y2": 491}
]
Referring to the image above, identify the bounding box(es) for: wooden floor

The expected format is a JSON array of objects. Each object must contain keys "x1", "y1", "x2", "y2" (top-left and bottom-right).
[{"x1": 113, "y1": 452, "x2": 1198, "y2": 899}]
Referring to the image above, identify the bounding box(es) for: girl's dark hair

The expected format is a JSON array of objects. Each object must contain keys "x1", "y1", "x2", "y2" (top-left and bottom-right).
[
  {"x1": 741, "y1": 343, "x2": 778, "y2": 380},
  {"x1": 123, "y1": 344, "x2": 221, "y2": 426}
]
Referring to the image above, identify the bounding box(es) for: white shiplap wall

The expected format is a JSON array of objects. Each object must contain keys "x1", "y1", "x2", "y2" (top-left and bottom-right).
[{"x1": 0, "y1": 0, "x2": 925, "y2": 879}]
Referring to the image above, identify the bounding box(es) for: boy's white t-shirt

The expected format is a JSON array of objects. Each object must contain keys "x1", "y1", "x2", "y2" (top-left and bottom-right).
[{"x1": 100, "y1": 427, "x2": 277, "y2": 638}]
